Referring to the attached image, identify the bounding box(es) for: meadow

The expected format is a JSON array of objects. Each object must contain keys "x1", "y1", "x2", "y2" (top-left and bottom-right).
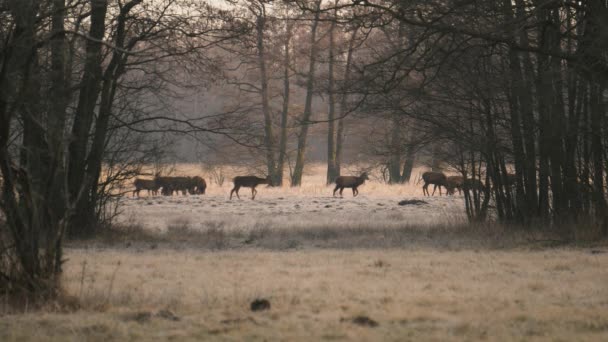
[{"x1": 2, "y1": 164, "x2": 608, "y2": 341}]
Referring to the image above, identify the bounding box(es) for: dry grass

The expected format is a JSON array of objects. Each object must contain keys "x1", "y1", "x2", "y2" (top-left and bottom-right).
[
  {"x1": 3, "y1": 163, "x2": 608, "y2": 341},
  {"x1": 75, "y1": 220, "x2": 590, "y2": 252},
  {"x1": 2, "y1": 248, "x2": 608, "y2": 341}
]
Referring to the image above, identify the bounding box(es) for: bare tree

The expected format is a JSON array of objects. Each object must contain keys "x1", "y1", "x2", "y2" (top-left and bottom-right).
[
  {"x1": 291, "y1": 0, "x2": 322, "y2": 186},
  {"x1": 0, "y1": 0, "x2": 244, "y2": 300}
]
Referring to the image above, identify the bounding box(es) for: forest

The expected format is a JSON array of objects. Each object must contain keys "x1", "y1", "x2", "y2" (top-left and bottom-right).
[{"x1": 0, "y1": 0, "x2": 607, "y2": 329}]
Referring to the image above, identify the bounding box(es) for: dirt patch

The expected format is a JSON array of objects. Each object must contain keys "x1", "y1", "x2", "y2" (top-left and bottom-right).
[
  {"x1": 123, "y1": 311, "x2": 152, "y2": 324},
  {"x1": 398, "y1": 199, "x2": 429, "y2": 206},
  {"x1": 342, "y1": 315, "x2": 379, "y2": 327},
  {"x1": 250, "y1": 298, "x2": 271, "y2": 312}
]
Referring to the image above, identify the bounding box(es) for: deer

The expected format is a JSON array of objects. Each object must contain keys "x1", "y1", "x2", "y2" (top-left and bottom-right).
[
  {"x1": 333, "y1": 172, "x2": 369, "y2": 197},
  {"x1": 133, "y1": 178, "x2": 160, "y2": 197},
  {"x1": 154, "y1": 175, "x2": 190, "y2": 196},
  {"x1": 422, "y1": 171, "x2": 451, "y2": 196},
  {"x1": 446, "y1": 175, "x2": 464, "y2": 195},
  {"x1": 154, "y1": 175, "x2": 172, "y2": 196},
  {"x1": 463, "y1": 178, "x2": 485, "y2": 192},
  {"x1": 230, "y1": 175, "x2": 271, "y2": 200},
  {"x1": 191, "y1": 176, "x2": 207, "y2": 195}
]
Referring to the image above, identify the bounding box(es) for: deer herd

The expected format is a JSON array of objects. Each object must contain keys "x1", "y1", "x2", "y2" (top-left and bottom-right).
[
  {"x1": 132, "y1": 171, "x2": 501, "y2": 200},
  {"x1": 421, "y1": 171, "x2": 488, "y2": 196}
]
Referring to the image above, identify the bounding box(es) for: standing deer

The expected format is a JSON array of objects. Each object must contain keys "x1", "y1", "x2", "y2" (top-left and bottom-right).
[
  {"x1": 230, "y1": 175, "x2": 271, "y2": 200},
  {"x1": 446, "y1": 175, "x2": 464, "y2": 195},
  {"x1": 133, "y1": 179, "x2": 160, "y2": 197},
  {"x1": 422, "y1": 171, "x2": 451, "y2": 196},
  {"x1": 333, "y1": 172, "x2": 369, "y2": 197}
]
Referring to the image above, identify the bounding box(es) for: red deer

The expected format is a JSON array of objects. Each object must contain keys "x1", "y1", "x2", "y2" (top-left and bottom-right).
[
  {"x1": 154, "y1": 175, "x2": 169, "y2": 195},
  {"x1": 230, "y1": 176, "x2": 271, "y2": 200},
  {"x1": 154, "y1": 176, "x2": 177, "y2": 196},
  {"x1": 192, "y1": 176, "x2": 207, "y2": 194},
  {"x1": 446, "y1": 175, "x2": 464, "y2": 195},
  {"x1": 133, "y1": 179, "x2": 160, "y2": 197},
  {"x1": 333, "y1": 172, "x2": 369, "y2": 197},
  {"x1": 175, "y1": 176, "x2": 195, "y2": 195},
  {"x1": 422, "y1": 171, "x2": 451, "y2": 196},
  {"x1": 154, "y1": 175, "x2": 191, "y2": 196},
  {"x1": 463, "y1": 178, "x2": 485, "y2": 192}
]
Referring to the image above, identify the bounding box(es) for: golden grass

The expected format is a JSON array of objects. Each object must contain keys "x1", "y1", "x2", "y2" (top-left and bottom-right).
[{"x1": 2, "y1": 248, "x2": 608, "y2": 341}]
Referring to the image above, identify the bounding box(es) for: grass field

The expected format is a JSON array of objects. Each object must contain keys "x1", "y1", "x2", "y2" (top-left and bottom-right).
[{"x1": 2, "y1": 164, "x2": 608, "y2": 341}]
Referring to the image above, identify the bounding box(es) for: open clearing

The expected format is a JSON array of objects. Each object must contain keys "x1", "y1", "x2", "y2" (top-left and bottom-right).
[
  {"x1": 118, "y1": 165, "x2": 465, "y2": 233},
  {"x1": 2, "y1": 165, "x2": 608, "y2": 341}
]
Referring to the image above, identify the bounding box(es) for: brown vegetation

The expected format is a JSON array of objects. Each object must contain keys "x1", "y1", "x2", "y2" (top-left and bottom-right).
[{"x1": 2, "y1": 226, "x2": 607, "y2": 340}]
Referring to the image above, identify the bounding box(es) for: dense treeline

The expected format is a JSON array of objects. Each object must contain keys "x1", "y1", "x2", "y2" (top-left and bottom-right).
[
  {"x1": 223, "y1": 0, "x2": 607, "y2": 229},
  {"x1": 335, "y1": 0, "x2": 608, "y2": 228}
]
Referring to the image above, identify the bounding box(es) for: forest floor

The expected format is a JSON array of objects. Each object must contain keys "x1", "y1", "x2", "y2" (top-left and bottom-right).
[{"x1": 2, "y1": 165, "x2": 608, "y2": 341}]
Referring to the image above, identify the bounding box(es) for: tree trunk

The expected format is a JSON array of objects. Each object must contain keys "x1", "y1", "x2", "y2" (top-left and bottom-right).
[
  {"x1": 291, "y1": 1, "x2": 321, "y2": 186},
  {"x1": 67, "y1": 0, "x2": 108, "y2": 237},
  {"x1": 502, "y1": 0, "x2": 528, "y2": 223},
  {"x1": 514, "y1": 0, "x2": 539, "y2": 220},
  {"x1": 256, "y1": 10, "x2": 278, "y2": 185},
  {"x1": 388, "y1": 114, "x2": 402, "y2": 183},
  {"x1": 534, "y1": 4, "x2": 551, "y2": 220},
  {"x1": 547, "y1": 8, "x2": 567, "y2": 221},
  {"x1": 400, "y1": 145, "x2": 416, "y2": 183},
  {"x1": 326, "y1": 9, "x2": 338, "y2": 184},
  {"x1": 0, "y1": 0, "x2": 70, "y2": 296},
  {"x1": 336, "y1": 29, "x2": 357, "y2": 177},
  {"x1": 81, "y1": 0, "x2": 142, "y2": 232},
  {"x1": 590, "y1": 80, "x2": 607, "y2": 233},
  {"x1": 46, "y1": 0, "x2": 70, "y2": 272},
  {"x1": 277, "y1": 17, "x2": 293, "y2": 187},
  {"x1": 431, "y1": 144, "x2": 441, "y2": 172}
]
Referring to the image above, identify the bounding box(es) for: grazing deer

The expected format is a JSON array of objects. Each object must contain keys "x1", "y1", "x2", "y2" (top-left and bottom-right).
[
  {"x1": 230, "y1": 175, "x2": 271, "y2": 200},
  {"x1": 154, "y1": 175, "x2": 176, "y2": 196},
  {"x1": 463, "y1": 178, "x2": 485, "y2": 192},
  {"x1": 422, "y1": 171, "x2": 450, "y2": 196},
  {"x1": 154, "y1": 175, "x2": 198, "y2": 196},
  {"x1": 172, "y1": 176, "x2": 194, "y2": 195},
  {"x1": 133, "y1": 179, "x2": 160, "y2": 197},
  {"x1": 446, "y1": 175, "x2": 464, "y2": 195},
  {"x1": 154, "y1": 175, "x2": 184, "y2": 196},
  {"x1": 192, "y1": 176, "x2": 207, "y2": 194},
  {"x1": 333, "y1": 172, "x2": 369, "y2": 197}
]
